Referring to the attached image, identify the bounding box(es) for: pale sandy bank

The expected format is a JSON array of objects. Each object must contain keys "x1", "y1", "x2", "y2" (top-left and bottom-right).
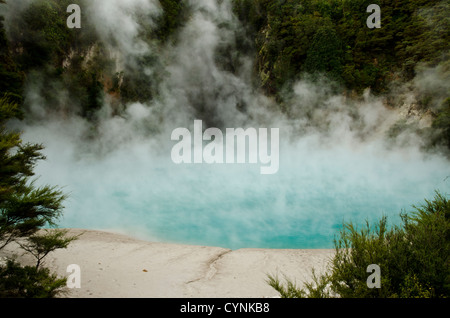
[{"x1": 0, "y1": 229, "x2": 334, "y2": 298}]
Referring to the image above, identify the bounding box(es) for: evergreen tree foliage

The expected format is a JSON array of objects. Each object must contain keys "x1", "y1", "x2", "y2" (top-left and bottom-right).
[
  {"x1": 233, "y1": 0, "x2": 449, "y2": 95},
  {"x1": 154, "y1": 0, "x2": 187, "y2": 43},
  {"x1": 0, "y1": 97, "x2": 67, "y2": 248},
  {"x1": 0, "y1": 10, "x2": 23, "y2": 104},
  {"x1": 0, "y1": 96, "x2": 75, "y2": 297},
  {"x1": 0, "y1": 260, "x2": 67, "y2": 298},
  {"x1": 0, "y1": 2, "x2": 76, "y2": 295},
  {"x1": 304, "y1": 24, "x2": 344, "y2": 81}
]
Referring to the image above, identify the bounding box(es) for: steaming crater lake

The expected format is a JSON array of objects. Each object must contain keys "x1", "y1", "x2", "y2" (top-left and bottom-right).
[{"x1": 28, "y1": 128, "x2": 450, "y2": 250}]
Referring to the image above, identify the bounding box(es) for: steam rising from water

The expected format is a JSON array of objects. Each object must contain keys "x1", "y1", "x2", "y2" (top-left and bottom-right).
[{"x1": 7, "y1": 0, "x2": 450, "y2": 249}]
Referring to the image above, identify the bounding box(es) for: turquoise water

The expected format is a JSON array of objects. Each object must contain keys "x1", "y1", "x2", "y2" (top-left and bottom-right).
[
  {"x1": 9, "y1": 0, "x2": 450, "y2": 250},
  {"x1": 32, "y1": 134, "x2": 450, "y2": 250}
]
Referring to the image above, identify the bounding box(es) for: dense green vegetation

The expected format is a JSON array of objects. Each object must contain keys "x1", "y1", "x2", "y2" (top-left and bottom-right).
[
  {"x1": 154, "y1": 0, "x2": 187, "y2": 43},
  {"x1": 232, "y1": 0, "x2": 449, "y2": 95},
  {"x1": 0, "y1": 5, "x2": 23, "y2": 103},
  {"x1": 3, "y1": 1, "x2": 448, "y2": 99},
  {"x1": 268, "y1": 192, "x2": 450, "y2": 298}
]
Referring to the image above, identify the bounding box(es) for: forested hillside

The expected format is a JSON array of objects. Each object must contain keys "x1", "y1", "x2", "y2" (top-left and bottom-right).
[
  {"x1": 0, "y1": 0, "x2": 449, "y2": 148},
  {"x1": 234, "y1": 0, "x2": 449, "y2": 94}
]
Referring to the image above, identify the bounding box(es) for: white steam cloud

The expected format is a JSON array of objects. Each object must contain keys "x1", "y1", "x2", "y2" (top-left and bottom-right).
[
  {"x1": 5, "y1": 0, "x2": 450, "y2": 249},
  {"x1": 86, "y1": 0, "x2": 161, "y2": 57}
]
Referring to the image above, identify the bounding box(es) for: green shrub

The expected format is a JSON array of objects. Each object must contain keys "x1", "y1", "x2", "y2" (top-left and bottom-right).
[
  {"x1": 0, "y1": 260, "x2": 67, "y2": 298},
  {"x1": 269, "y1": 192, "x2": 450, "y2": 298}
]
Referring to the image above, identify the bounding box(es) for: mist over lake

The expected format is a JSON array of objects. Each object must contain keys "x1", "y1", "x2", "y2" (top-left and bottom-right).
[{"x1": 4, "y1": 0, "x2": 450, "y2": 249}]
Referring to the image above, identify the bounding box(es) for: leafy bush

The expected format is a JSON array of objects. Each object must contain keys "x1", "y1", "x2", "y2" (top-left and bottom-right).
[
  {"x1": 0, "y1": 260, "x2": 67, "y2": 298},
  {"x1": 269, "y1": 192, "x2": 450, "y2": 298}
]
